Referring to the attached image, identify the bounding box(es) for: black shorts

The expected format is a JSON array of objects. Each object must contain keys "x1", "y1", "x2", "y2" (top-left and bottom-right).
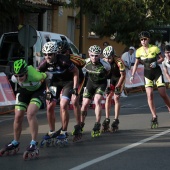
[{"x1": 83, "y1": 78, "x2": 107, "y2": 99}]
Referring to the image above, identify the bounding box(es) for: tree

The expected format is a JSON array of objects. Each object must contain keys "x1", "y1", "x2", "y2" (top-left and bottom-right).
[
  {"x1": 67, "y1": 0, "x2": 170, "y2": 46},
  {"x1": 0, "y1": 0, "x2": 50, "y2": 29}
]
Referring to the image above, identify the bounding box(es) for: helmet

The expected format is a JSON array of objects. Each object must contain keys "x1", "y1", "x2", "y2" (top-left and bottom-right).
[
  {"x1": 139, "y1": 31, "x2": 150, "y2": 39},
  {"x1": 12, "y1": 59, "x2": 27, "y2": 74},
  {"x1": 42, "y1": 41, "x2": 58, "y2": 54},
  {"x1": 57, "y1": 41, "x2": 70, "y2": 54},
  {"x1": 88, "y1": 45, "x2": 101, "y2": 55},
  {"x1": 165, "y1": 45, "x2": 170, "y2": 52},
  {"x1": 103, "y1": 46, "x2": 115, "y2": 58}
]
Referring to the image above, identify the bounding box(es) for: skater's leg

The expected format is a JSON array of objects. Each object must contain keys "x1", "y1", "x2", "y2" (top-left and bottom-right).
[
  {"x1": 46, "y1": 100, "x2": 56, "y2": 131},
  {"x1": 145, "y1": 87, "x2": 157, "y2": 118},
  {"x1": 113, "y1": 93, "x2": 121, "y2": 119},
  {"x1": 81, "y1": 97, "x2": 91, "y2": 123},
  {"x1": 94, "y1": 94, "x2": 103, "y2": 123},
  {"x1": 158, "y1": 86, "x2": 170, "y2": 111},
  {"x1": 60, "y1": 97, "x2": 70, "y2": 131},
  {"x1": 27, "y1": 103, "x2": 39, "y2": 141},
  {"x1": 72, "y1": 95, "x2": 81, "y2": 125},
  {"x1": 105, "y1": 91, "x2": 113, "y2": 119},
  {"x1": 13, "y1": 109, "x2": 25, "y2": 141}
]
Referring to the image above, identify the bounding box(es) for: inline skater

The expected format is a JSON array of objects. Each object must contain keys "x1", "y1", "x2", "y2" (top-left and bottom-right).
[
  {"x1": 80, "y1": 45, "x2": 111, "y2": 137},
  {"x1": 0, "y1": 59, "x2": 48, "y2": 159},
  {"x1": 56, "y1": 41, "x2": 86, "y2": 142},
  {"x1": 38, "y1": 41, "x2": 80, "y2": 146},
  {"x1": 130, "y1": 31, "x2": 170, "y2": 128},
  {"x1": 102, "y1": 46, "x2": 126, "y2": 132}
]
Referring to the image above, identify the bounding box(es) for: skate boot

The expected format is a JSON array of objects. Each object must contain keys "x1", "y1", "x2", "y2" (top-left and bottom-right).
[
  {"x1": 23, "y1": 141, "x2": 39, "y2": 160},
  {"x1": 72, "y1": 125, "x2": 82, "y2": 142},
  {"x1": 111, "y1": 119, "x2": 119, "y2": 132},
  {"x1": 101, "y1": 118, "x2": 110, "y2": 133},
  {"x1": 72, "y1": 122, "x2": 85, "y2": 135},
  {"x1": 80, "y1": 122, "x2": 85, "y2": 132},
  {"x1": 0, "y1": 140, "x2": 20, "y2": 156},
  {"x1": 56, "y1": 130, "x2": 68, "y2": 147},
  {"x1": 40, "y1": 128, "x2": 61, "y2": 147},
  {"x1": 91, "y1": 122, "x2": 101, "y2": 137},
  {"x1": 151, "y1": 116, "x2": 158, "y2": 129}
]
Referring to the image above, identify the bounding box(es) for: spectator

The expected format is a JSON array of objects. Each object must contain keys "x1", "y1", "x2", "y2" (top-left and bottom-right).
[{"x1": 121, "y1": 46, "x2": 136, "y2": 70}]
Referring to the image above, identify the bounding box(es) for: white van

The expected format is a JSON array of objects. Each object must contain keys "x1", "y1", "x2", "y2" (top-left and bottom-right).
[{"x1": 0, "y1": 31, "x2": 79, "y2": 75}]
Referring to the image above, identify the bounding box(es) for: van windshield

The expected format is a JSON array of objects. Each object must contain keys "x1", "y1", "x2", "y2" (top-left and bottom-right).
[{"x1": 0, "y1": 33, "x2": 33, "y2": 65}]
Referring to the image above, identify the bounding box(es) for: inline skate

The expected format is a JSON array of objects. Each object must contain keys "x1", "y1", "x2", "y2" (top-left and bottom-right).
[
  {"x1": 23, "y1": 142, "x2": 39, "y2": 160},
  {"x1": 101, "y1": 118, "x2": 110, "y2": 132},
  {"x1": 91, "y1": 122, "x2": 101, "y2": 137},
  {"x1": 0, "y1": 141, "x2": 20, "y2": 156},
  {"x1": 80, "y1": 122, "x2": 85, "y2": 132},
  {"x1": 72, "y1": 122, "x2": 85, "y2": 134},
  {"x1": 110, "y1": 119, "x2": 119, "y2": 132},
  {"x1": 72, "y1": 125, "x2": 82, "y2": 142},
  {"x1": 40, "y1": 128, "x2": 61, "y2": 147},
  {"x1": 56, "y1": 130, "x2": 68, "y2": 147},
  {"x1": 151, "y1": 116, "x2": 158, "y2": 129}
]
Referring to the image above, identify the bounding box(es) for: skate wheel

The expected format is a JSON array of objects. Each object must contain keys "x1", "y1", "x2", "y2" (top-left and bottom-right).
[
  {"x1": 151, "y1": 123, "x2": 158, "y2": 129},
  {"x1": 46, "y1": 141, "x2": 51, "y2": 147},
  {"x1": 111, "y1": 127, "x2": 118, "y2": 133},
  {"x1": 71, "y1": 130, "x2": 75, "y2": 136},
  {"x1": 73, "y1": 134, "x2": 82, "y2": 142},
  {"x1": 35, "y1": 149, "x2": 39, "y2": 158},
  {"x1": 0, "y1": 148, "x2": 6, "y2": 156},
  {"x1": 40, "y1": 140, "x2": 45, "y2": 148},
  {"x1": 12, "y1": 147, "x2": 19, "y2": 155},
  {"x1": 23, "y1": 151, "x2": 29, "y2": 160}
]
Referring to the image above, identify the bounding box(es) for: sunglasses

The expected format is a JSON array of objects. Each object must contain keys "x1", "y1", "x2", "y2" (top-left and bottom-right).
[
  {"x1": 90, "y1": 54, "x2": 99, "y2": 57},
  {"x1": 14, "y1": 73, "x2": 25, "y2": 78},
  {"x1": 44, "y1": 53, "x2": 53, "y2": 56},
  {"x1": 140, "y1": 38, "x2": 147, "y2": 41}
]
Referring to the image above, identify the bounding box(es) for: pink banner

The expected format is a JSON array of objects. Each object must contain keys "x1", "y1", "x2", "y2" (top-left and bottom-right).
[
  {"x1": 0, "y1": 73, "x2": 15, "y2": 106},
  {"x1": 125, "y1": 64, "x2": 169, "y2": 88}
]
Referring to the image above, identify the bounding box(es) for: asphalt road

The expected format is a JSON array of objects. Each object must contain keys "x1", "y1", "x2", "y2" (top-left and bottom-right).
[{"x1": 0, "y1": 89, "x2": 170, "y2": 170}]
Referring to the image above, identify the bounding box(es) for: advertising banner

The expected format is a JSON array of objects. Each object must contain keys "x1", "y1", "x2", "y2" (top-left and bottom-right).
[{"x1": 0, "y1": 73, "x2": 15, "y2": 114}]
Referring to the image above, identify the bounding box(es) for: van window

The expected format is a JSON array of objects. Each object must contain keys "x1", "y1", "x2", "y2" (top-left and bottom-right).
[
  {"x1": 34, "y1": 36, "x2": 43, "y2": 57},
  {"x1": 0, "y1": 33, "x2": 33, "y2": 65},
  {"x1": 69, "y1": 43, "x2": 79, "y2": 55},
  {"x1": 51, "y1": 39, "x2": 62, "y2": 44}
]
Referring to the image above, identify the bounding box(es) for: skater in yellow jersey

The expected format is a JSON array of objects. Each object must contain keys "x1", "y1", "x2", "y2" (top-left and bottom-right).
[{"x1": 130, "y1": 31, "x2": 170, "y2": 128}]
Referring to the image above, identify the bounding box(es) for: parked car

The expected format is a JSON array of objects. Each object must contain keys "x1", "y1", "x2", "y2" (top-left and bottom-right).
[{"x1": 0, "y1": 30, "x2": 79, "y2": 76}]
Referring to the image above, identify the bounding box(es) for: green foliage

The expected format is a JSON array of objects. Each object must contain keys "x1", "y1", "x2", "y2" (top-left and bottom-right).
[
  {"x1": 0, "y1": 0, "x2": 24, "y2": 23},
  {"x1": 68, "y1": 0, "x2": 170, "y2": 46},
  {"x1": 0, "y1": 0, "x2": 46, "y2": 24}
]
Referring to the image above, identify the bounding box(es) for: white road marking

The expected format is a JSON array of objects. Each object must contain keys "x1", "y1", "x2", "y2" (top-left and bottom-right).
[{"x1": 69, "y1": 129, "x2": 170, "y2": 170}]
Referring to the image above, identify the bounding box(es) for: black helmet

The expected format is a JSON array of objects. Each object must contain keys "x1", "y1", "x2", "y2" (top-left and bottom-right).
[
  {"x1": 139, "y1": 31, "x2": 150, "y2": 39},
  {"x1": 57, "y1": 40, "x2": 70, "y2": 54},
  {"x1": 165, "y1": 45, "x2": 170, "y2": 51}
]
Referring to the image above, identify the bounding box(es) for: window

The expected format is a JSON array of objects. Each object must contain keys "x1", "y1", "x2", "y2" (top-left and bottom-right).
[{"x1": 88, "y1": 14, "x2": 100, "y2": 38}]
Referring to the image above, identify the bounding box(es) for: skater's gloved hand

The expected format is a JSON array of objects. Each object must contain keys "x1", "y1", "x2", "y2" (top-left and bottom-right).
[
  {"x1": 105, "y1": 87, "x2": 111, "y2": 94},
  {"x1": 114, "y1": 87, "x2": 121, "y2": 95},
  {"x1": 150, "y1": 61, "x2": 157, "y2": 68},
  {"x1": 70, "y1": 88, "x2": 78, "y2": 96},
  {"x1": 45, "y1": 91, "x2": 54, "y2": 101},
  {"x1": 130, "y1": 76, "x2": 134, "y2": 83}
]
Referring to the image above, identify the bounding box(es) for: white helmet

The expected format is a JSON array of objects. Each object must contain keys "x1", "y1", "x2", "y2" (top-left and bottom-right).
[
  {"x1": 88, "y1": 45, "x2": 101, "y2": 55},
  {"x1": 103, "y1": 46, "x2": 115, "y2": 58},
  {"x1": 42, "y1": 41, "x2": 58, "y2": 54}
]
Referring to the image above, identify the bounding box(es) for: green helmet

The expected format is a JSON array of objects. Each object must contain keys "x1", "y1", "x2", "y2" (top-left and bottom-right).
[{"x1": 13, "y1": 59, "x2": 28, "y2": 74}]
